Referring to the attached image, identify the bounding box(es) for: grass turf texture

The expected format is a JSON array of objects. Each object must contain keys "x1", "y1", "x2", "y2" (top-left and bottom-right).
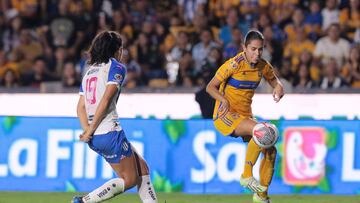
[{"x1": 0, "y1": 192, "x2": 359, "y2": 203}]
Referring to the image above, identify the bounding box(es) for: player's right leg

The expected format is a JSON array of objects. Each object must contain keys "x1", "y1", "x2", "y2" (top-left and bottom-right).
[
  {"x1": 233, "y1": 118, "x2": 267, "y2": 193},
  {"x1": 110, "y1": 146, "x2": 157, "y2": 203},
  {"x1": 254, "y1": 146, "x2": 277, "y2": 203}
]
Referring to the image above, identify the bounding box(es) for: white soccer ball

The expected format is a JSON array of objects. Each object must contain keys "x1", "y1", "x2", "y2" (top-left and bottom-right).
[{"x1": 252, "y1": 122, "x2": 279, "y2": 148}]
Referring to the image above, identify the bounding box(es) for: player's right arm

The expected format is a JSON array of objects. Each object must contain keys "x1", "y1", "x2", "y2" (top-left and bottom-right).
[
  {"x1": 206, "y1": 59, "x2": 237, "y2": 118},
  {"x1": 206, "y1": 77, "x2": 229, "y2": 118}
]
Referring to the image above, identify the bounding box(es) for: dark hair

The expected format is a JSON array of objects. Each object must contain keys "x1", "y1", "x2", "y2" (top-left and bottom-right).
[
  {"x1": 88, "y1": 31, "x2": 122, "y2": 65},
  {"x1": 244, "y1": 30, "x2": 264, "y2": 46}
]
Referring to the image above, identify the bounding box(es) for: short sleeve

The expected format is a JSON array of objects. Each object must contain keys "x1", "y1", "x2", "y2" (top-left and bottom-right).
[
  {"x1": 79, "y1": 83, "x2": 84, "y2": 95},
  {"x1": 262, "y1": 61, "x2": 276, "y2": 82},
  {"x1": 107, "y1": 59, "x2": 126, "y2": 89},
  {"x1": 215, "y1": 54, "x2": 242, "y2": 82}
]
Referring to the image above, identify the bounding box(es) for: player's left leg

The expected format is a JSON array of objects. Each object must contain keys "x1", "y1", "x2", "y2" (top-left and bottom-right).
[
  {"x1": 254, "y1": 146, "x2": 277, "y2": 203},
  {"x1": 233, "y1": 118, "x2": 267, "y2": 193},
  {"x1": 131, "y1": 146, "x2": 157, "y2": 203}
]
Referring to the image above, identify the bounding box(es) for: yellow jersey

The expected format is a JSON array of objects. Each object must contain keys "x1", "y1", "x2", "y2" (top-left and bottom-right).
[{"x1": 213, "y1": 52, "x2": 276, "y2": 118}]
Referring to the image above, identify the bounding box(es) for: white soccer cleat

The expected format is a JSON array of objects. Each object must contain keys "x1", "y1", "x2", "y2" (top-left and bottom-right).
[
  {"x1": 240, "y1": 176, "x2": 267, "y2": 193},
  {"x1": 253, "y1": 193, "x2": 271, "y2": 203}
]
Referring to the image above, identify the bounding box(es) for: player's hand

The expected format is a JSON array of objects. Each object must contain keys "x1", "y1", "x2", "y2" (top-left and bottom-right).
[
  {"x1": 218, "y1": 99, "x2": 230, "y2": 118},
  {"x1": 273, "y1": 84, "x2": 284, "y2": 103},
  {"x1": 80, "y1": 128, "x2": 93, "y2": 143}
]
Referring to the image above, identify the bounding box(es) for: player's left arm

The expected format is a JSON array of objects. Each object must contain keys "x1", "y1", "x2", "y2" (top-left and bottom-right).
[
  {"x1": 80, "y1": 61, "x2": 126, "y2": 142},
  {"x1": 77, "y1": 95, "x2": 89, "y2": 131},
  {"x1": 263, "y1": 63, "x2": 284, "y2": 103},
  {"x1": 81, "y1": 85, "x2": 118, "y2": 141}
]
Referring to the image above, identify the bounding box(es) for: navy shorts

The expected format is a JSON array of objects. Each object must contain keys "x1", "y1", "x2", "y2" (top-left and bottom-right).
[{"x1": 88, "y1": 130, "x2": 132, "y2": 163}]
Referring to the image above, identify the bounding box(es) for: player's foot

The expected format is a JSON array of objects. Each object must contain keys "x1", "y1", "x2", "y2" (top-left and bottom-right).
[
  {"x1": 240, "y1": 175, "x2": 267, "y2": 193},
  {"x1": 72, "y1": 196, "x2": 84, "y2": 203},
  {"x1": 253, "y1": 193, "x2": 271, "y2": 203}
]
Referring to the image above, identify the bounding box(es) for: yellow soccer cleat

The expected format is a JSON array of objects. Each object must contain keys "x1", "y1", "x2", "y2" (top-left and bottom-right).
[
  {"x1": 253, "y1": 193, "x2": 271, "y2": 203},
  {"x1": 240, "y1": 176, "x2": 267, "y2": 193}
]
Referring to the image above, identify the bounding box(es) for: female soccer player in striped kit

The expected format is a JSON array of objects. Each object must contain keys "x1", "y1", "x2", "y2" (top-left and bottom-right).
[
  {"x1": 207, "y1": 30, "x2": 284, "y2": 203},
  {"x1": 73, "y1": 31, "x2": 157, "y2": 203}
]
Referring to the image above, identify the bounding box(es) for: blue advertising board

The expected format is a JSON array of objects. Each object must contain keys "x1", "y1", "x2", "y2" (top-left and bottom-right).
[{"x1": 0, "y1": 116, "x2": 359, "y2": 194}]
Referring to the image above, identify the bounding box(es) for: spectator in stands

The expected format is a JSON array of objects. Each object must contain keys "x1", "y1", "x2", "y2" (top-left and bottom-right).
[
  {"x1": 354, "y1": 27, "x2": 360, "y2": 42},
  {"x1": 133, "y1": 32, "x2": 166, "y2": 85},
  {"x1": 304, "y1": 0, "x2": 323, "y2": 41},
  {"x1": 299, "y1": 50, "x2": 320, "y2": 83},
  {"x1": 293, "y1": 63, "x2": 316, "y2": 89},
  {"x1": 62, "y1": 60, "x2": 80, "y2": 87},
  {"x1": 339, "y1": 0, "x2": 360, "y2": 40},
  {"x1": 342, "y1": 45, "x2": 360, "y2": 88},
  {"x1": 197, "y1": 47, "x2": 222, "y2": 86},
  {"x1": 253, "y1": 11, "x2": 284, "y2": 41},
  {"x1": 268, "y1": 0, "x2": 297, "y2": 27},
  {"x1": 262, "y1": 25, "x2": 283, "y2": 67},
  {"x1": 192, "y1": 29, "x2": 219, "y2": 74},
  {"x1": 111, "y1": 10, "x2": 133, "y2": 42},
  {"x1": 0, "y1": 68, "x2": 20, "y2": 88},
  {"x1": 314, "y1": 23, "x2": 350, "y2": 67},
  {"x1": 0, "y1": 12, "x2": 6, "y2": 47},
  {"x1": 239, "y1": 0, "x2": 259, "y2": 27},
  {"x1": 218, "y1": 7, "x2": 247, "y2": 46},
  {"x1": 121, "y1": 49, "x2": 142, "y2": 88},
  {"x1": 11, "y1": 0, "x2": 40, "y2": 28},
  {"x1": 11, "y1": 28, "x2": 43, "y2": 74},
  {"x1": 223, "y1": 27, "x2": 243, "y2": 60},
  {"x1": 284, "y1": 26, "x2": 315, "y2": 67},
  {"x1": 49, "y1": 46, "x2": 68, "y2": 79},
  {"x1": 319, "y1": 58, "x2": 348, "y2": 89},
  {"x1": 22, "y1": 56, "x2": 55, "y2": 87},
  {"x1": 176, "y1": 51, "x2": 193, "y2": 86},
  {"x1": 188, "y1": 12, "x2": 210, "y2": 44},
  {"x1": 0, "y1": 0, "x2": 359, "y2": 91},
  {"x1": 2, "y1": 13, "x2": 22, "y2": 53},
  {"x1": 321, "y1": 0, "x2": 340, "y2": 31},
  {"x1": 42, "y1": 0, "x2": 85, "y2": 58},
  {"x1": 284, "y1": 7, "x2": 307, "y2": 43},
  {"x1": 0, "y1": 47, "x2": 19, "y2": 79},
  {"x1": 279, "y1": 58, "x2": 295, "y2": 85},
  {"x1": 177, "y1": 0, "x2": 206, "y2": 25},
  {"x1": 169, "y1": 31, "x2": 192, "y2": 62}
]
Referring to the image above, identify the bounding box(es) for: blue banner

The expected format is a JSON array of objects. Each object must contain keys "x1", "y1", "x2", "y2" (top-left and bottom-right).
[{"x1": 0, "y1": 117, "x2": 359, "y2": 194}]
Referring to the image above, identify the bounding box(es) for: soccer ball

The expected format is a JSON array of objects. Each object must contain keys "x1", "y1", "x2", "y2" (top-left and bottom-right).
[{"x1": 252, "y1": 122, "x2": 279, "y2": 148}]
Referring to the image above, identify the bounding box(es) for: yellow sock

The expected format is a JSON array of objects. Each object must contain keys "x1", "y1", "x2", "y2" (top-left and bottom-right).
[
  {"x1": 242, "y1": 138, "x2": 262, "y2": 178},
  {"x1": 258, "y1": 147, "x2": 277, "y2": 199}
]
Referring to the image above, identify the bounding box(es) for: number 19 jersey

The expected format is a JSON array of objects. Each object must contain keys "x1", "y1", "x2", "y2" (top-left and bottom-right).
[{"x1": 79, "y1": 58, "x2": 126, "y2": 135}]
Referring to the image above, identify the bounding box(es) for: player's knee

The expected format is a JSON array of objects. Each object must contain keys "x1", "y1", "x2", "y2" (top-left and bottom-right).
[{"x1": 123, "y1": 174, "x2": 138, "y2": 189}]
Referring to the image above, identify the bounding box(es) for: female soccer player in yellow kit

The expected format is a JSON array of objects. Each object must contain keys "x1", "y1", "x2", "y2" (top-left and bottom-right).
[{"x1": 206, "y1": 30, "x2": 284, "y2": 203}]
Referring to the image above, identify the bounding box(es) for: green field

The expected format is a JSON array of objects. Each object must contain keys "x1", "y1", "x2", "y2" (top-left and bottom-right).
[{"x1": 0, "y1": 192, "x2": 359, "y2": 203}]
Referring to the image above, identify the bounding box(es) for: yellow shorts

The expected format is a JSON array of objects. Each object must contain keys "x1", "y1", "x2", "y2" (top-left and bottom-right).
[{"x1": 213, "y1": 111, "x2": 247, "y2": 136}]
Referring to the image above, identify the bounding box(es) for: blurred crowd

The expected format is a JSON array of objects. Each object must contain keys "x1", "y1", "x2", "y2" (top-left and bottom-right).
[{"x1": 0, "y1": 0, "x2": 360, "y2": 91}]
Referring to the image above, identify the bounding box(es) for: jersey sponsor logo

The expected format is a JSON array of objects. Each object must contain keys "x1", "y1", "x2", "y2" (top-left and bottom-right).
[
  {"x1": 230, "y1": 60, "x2": 238, "y2": 69},
  {"x1": 114, "y1": 74, "x2": 123, "y2": 82},
  {"x1": 97, "y1": 188, "x2": 109, "y2": 198},
  {"x1": 231, "y1": 113, "x2": 240, "y2": 120},
  {"x1": 102, "y1": 153, "x2": 117, "y2": 159}
]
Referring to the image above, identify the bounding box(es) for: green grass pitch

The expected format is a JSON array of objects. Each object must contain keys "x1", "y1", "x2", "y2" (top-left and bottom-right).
[{"x1": 0, "y1": 192, "x2": 359, "y2": 203}]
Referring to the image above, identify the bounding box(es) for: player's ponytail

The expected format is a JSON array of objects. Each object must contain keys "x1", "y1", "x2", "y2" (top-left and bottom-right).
[
  {"x1": 88, "y1": 31, "x2": 123, "y2": 65},
  {"x1": 244, "y1": 30, "x2": 264, "y2": 47}
]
